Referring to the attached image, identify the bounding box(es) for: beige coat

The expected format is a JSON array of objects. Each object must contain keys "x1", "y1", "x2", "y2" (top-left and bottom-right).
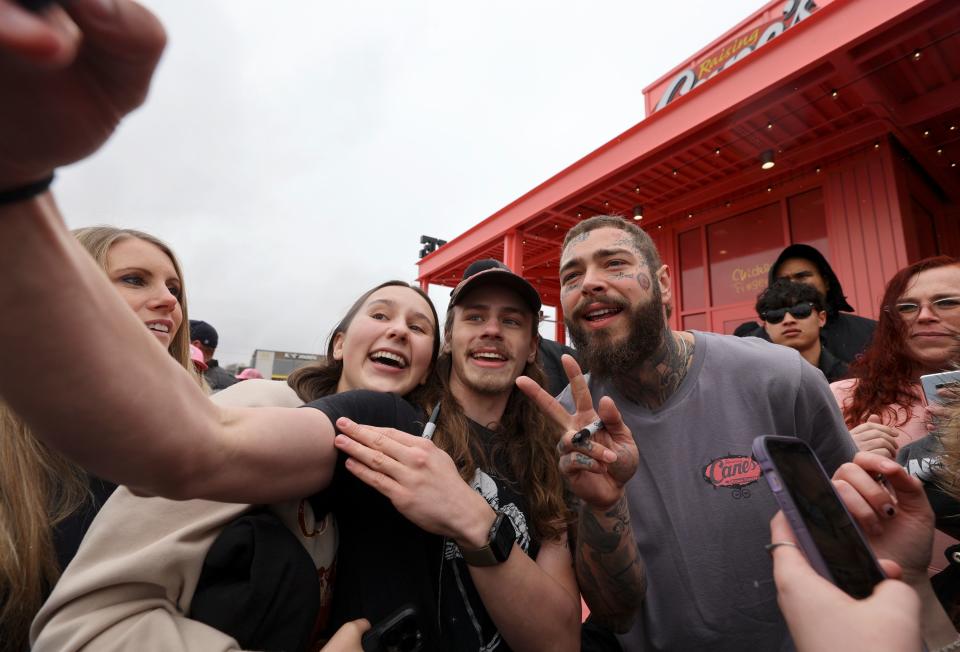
[{"x1": 31, "y1": 380, "x2": 336, "y2": 652}]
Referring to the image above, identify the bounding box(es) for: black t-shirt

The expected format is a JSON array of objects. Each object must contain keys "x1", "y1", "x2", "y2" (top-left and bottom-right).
[
  {"x1": 538, "y1": 338, "x2": 584, "y2": 398},
  {"x1": 306, "y1": 390, "x2": 541, "y2": 652}
]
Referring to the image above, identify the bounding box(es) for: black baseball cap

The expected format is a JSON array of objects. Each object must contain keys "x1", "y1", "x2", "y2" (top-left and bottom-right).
[
  {"x1": 449, "y1": 259, "x2": 541, "y2": 313},
  {"x1": 189, "y1": 320, "x2": 219, "y2": 349}
]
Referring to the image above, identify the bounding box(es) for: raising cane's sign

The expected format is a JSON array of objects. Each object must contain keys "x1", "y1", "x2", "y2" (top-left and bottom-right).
[{"x1": 645, "y1": 0, "x2": 824, "y2": 114}]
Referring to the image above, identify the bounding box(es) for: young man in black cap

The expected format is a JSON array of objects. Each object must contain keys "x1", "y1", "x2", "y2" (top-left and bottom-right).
[
  {"x1": 735, "y1": 244, "x2": 876, "y2": 363},
  {"x1": 331, "y1": 259, "x2": 583, "y2": 651},
  {"x1": 189, "y1": 319, "x2": 238, "y2": 391}
]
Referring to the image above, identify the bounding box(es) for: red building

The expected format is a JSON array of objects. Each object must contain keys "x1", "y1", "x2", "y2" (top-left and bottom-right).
[{"x1": 417, "y1": 0, "x2": 959, "y2": 343}]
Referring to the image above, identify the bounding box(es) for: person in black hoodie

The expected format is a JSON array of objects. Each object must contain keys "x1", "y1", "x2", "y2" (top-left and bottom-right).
[{"x1": 734, "y1": 244, "x2": 876, "y2": 363}]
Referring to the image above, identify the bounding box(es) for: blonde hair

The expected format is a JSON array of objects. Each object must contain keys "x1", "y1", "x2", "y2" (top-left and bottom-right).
[
  {"x1": 73, "y1": 226, "x2": 195, "y2": 373},
  {"x1": 936, "y1": 386, "x2": 960, "y2": 501},
  {"x1": 0, "y1": 226, "x2": 197, "y2": 649}
]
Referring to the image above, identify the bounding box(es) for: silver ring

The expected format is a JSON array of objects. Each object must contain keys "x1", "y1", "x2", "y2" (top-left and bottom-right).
[{"x1": 765, "y1": 541, "x2": 799, "y2": 554}]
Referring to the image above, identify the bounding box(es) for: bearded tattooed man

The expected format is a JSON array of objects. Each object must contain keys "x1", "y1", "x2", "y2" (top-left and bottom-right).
[{"x1": 520, "y1": 215, "x2": 857, "y2": 652}]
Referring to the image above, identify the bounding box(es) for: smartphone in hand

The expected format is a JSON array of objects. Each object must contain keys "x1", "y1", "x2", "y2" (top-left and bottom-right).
[
  {"x1": 361, "y1": 605, "x2": 423, "y2": 652},
  {"x1": 921, "y1": 370, "x2": 960, "y2": 405},
  {"x1": 753, "y1": 435, "x2": 886, "y2": 598},
  {"x1": 17, "y1": 0, "x2": 57, "y2": 10}
]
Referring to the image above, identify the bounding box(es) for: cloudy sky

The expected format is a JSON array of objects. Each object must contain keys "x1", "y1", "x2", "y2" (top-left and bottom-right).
[{"x1": 58, "y1": 0, "x2": 761, "y2": 365}]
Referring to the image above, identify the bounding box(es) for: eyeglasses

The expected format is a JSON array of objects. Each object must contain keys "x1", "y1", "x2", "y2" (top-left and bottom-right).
[
  {"x1": 761, "y1": 302, "x2": 815, "y2": 324},
  {"x1": 891, "y1": 297, "x2": 960, "y2": 319}
]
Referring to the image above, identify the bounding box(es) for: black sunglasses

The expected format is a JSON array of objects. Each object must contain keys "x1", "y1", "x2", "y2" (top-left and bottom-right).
[{"x1": 761, "y1": 302, "x2": 816, "y2": 324}]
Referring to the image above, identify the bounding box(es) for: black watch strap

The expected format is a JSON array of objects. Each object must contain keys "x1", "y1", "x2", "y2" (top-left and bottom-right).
[{"x1": 458, "y1": 511, "x2": 516, "y2": 567}]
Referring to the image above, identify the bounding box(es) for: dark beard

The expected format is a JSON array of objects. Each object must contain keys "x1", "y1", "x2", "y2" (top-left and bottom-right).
[{"x1": 566, "y1": 289, "x2": 666, "y2": 380}]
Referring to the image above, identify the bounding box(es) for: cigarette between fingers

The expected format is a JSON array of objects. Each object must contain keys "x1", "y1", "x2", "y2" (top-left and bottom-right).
[{"x1": 572, "y1": 419, "x2": 604, "y2": 445}]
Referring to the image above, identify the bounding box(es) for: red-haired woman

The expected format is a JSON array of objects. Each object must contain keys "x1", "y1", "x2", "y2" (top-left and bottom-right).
[
  {"x1": 831, "y1": 256, "x2": 960, "y2": 579},
  {"x1": 831, "y1": 256, "x2": 960, "y2": 459}
]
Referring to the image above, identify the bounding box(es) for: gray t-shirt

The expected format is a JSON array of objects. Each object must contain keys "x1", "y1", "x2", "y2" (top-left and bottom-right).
[{"x1": 560, "y1": 331, "x2": 856, "y2": 652}]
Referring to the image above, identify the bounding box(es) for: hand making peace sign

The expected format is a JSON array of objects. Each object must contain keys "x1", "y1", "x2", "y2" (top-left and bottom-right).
[{"x1": 517, "y1": 354, "x2": 639, "y2": 510}]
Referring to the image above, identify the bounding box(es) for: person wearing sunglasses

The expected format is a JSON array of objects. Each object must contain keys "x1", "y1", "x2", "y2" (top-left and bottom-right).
[
  {"x1": 756, "y1": 279, "x2": 849, "y2": 383},
  {"x1": 735, "y1": 244, "x2": 877, "y2": 365}
]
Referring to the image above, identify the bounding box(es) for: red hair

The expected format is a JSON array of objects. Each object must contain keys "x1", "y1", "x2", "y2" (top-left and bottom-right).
[{"x1": 843, "y1": 256, "x2": 960, "y2": 428}]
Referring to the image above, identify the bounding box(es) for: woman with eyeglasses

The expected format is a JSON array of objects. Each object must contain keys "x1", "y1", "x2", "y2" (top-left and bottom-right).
[
  {"x1": 829, "y1": 256, "x2": 960, "y2": 589},
  {"x1": 831, "y1": 256, "x2": 960, "y2": 459}
]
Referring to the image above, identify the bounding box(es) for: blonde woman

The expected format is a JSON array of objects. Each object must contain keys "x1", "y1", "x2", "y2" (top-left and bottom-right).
[{"x1": 0, "y1": 226, "x2": 201, "y2": 651}]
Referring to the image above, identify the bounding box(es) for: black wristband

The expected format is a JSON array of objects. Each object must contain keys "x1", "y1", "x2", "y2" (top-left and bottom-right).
[{"x1": 0, "y1": 174, "x2": 55, "y2": 206}]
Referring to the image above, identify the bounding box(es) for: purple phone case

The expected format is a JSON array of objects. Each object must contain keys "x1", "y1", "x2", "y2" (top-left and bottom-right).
[{"x1": 752, "y1": 435, "x2": 885, "y2": 586}]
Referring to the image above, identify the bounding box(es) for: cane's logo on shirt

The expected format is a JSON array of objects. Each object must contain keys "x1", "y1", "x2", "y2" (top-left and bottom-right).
[{"x1": 703, "y1": 455, "x2": 761, "y2": 499}]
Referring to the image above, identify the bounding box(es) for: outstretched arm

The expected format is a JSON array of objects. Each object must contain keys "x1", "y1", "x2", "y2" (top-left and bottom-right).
[
  {"x1": 0, "y1": 2, "x2": 338, "y2": 502},
  {"x1": 517, "y1": 355, "x2": 645, "y2": 633}
]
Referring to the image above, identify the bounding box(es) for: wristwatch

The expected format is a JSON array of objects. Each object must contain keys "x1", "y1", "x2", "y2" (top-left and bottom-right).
[{"x1": 458, "y1": 511, "x2": 516, "y2": 567}]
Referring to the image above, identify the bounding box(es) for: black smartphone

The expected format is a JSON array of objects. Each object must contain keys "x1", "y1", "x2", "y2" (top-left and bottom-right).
[
  {"x1": 361, "y1": 605, "x2": 423, "y2": 652},
  {"x1": 753, "y1": 435, "x2": 886, "y2": 599},
  {"x1": 17, "y1": 0, "x2": 57, "y2": 11}
]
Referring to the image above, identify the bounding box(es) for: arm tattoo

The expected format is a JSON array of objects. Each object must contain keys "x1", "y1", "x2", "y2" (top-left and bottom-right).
[{"x1": 575, "y1": 494, "x2": 646, "y2": 633}]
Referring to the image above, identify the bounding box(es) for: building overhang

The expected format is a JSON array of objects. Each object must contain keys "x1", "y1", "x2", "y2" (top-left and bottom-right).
[{"x1": 417, "y1": 0, "x2": 960, "y2": 308}]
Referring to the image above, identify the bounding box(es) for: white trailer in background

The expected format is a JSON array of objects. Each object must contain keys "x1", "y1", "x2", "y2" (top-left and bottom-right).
[{"x1": 250, "y1": 349, "x2": 321, "y2": 381}]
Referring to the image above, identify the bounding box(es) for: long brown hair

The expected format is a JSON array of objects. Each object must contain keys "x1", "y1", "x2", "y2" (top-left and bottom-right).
[
  {"x1": 0, "y1": 226, "x2": 197, "y2": 649},
  {"x1": 431, "y1": 309, "x2": 569, "y2": 541},
  {"x1": 842, "y1": 256, "x2": 960, "y2": 428},
  {"x1": 288, "y1": 280, "x2": 441, "y2": 406}
]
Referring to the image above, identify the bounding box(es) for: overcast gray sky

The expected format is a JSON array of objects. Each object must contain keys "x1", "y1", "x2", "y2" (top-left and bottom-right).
[{"x1": 58, "y1": 0, "x2": 760, "y2": 365}]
